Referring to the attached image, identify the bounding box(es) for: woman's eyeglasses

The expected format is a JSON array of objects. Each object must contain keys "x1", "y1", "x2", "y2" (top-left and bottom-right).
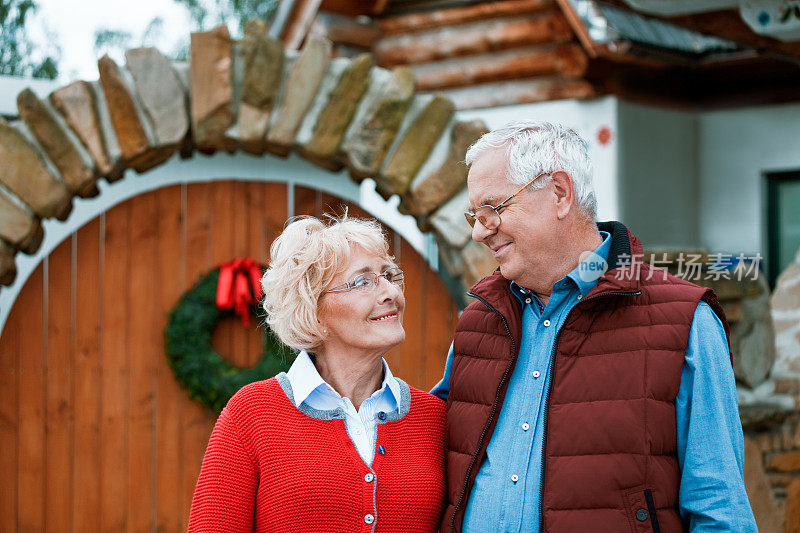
[{"x1": 325, "y1": 267, "x2": 405, "y2": 293}]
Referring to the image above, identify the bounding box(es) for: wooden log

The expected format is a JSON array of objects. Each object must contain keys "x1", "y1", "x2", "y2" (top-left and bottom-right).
[
  {"x1": 374, "y1": 12, "x2": 572, "y2": 67},
  {"x1": 377, "y1": 0, "x2": 556, "y2": 35},
  {"x1": 410, "y1": 43, "x2": 589, "y2": 91},
  {"x1": 431, "y1": 75, "x2": 596, "y2": 110}
]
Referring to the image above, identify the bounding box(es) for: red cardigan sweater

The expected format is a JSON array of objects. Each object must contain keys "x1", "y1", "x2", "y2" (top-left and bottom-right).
[{"x1": 188, "y1": 375, "x2": 447, "y2": 533}]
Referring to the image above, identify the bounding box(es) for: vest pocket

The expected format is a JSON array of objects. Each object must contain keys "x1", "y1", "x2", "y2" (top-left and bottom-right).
[
  {"x1": 623, "y1": 486, "x2": 661, "y2": 533},
  {"x1": 643, "y1": 489, "x2": 661, "y2": 533}
]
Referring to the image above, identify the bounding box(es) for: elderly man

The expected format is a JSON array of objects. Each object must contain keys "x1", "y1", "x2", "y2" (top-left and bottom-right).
[{"x1": 432, "y1": 121, "x2": 756, "y2": 533}]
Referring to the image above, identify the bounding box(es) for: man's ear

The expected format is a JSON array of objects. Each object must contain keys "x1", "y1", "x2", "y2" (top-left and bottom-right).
[{"x1": 551, "y1": 170, "x2": 574, "y2": 220}]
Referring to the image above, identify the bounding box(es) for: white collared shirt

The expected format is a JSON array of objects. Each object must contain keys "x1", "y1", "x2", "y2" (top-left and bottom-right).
[{"x1": 286, "y1": 350, "x2": 401, "y2": 466}]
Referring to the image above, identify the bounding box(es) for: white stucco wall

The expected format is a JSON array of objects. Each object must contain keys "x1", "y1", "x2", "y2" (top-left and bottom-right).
[
  {"x1": 457, "y1": 95, "x2": 620, "y2": 222},
  {"x1": 616, "y1": 100, "x2": 699, "y2": 248},
  {"x1": 698, "y1": 102, "x2": 800, "y2": 257}
]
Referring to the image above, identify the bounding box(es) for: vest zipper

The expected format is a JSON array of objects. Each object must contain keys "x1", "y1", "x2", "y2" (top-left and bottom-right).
[
  {"x1": 537, "y1": 290, "x2": 641, "y2": 533},
  {"x1": 451, "y1": 292, "x2": 517, "y2": 532}
]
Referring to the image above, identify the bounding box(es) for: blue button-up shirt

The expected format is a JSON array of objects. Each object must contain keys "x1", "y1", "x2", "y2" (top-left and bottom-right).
[{"x1": 432, "y1": 232, "x2": 756, "y2": 532}]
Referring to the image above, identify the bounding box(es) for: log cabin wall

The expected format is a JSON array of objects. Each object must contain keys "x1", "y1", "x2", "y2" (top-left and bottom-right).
[{"x1": 0, "y1": 181, "x2": 458, "y2": 532}]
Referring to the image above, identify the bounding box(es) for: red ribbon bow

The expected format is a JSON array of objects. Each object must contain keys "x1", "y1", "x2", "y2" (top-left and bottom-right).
[{"x1": 215, "y1": 257, "x2": 263, "y2": 327}]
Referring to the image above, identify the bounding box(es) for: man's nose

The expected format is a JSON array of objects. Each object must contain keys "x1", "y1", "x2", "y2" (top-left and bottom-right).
[{"x1": 471, "y1": 220, "x2": 494, "y2": 242}]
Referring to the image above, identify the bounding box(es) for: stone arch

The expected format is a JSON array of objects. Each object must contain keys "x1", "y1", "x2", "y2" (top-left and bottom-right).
[{"x1": 0, "y1": 23, "x2": 496, "y2": 315}]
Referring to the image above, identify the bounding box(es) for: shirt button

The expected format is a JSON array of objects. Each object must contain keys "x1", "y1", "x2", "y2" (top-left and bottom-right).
[
  {"x1": 543, "y1": 319, "x2": 551, "y2": 327},
  {"x1": 532, "y1": 370, "x2": 541, "y2": 379},
  {"x1": 364, "y1": 514, "x2": 375, "y2": 524},
  {"x1": 636, "y1": 509, "x2": 648, "y2": 521},
  {"x1": 364, "y1": 473, "x2": 374, "y2": 482},
  {"x1": 377, "y1": 411, "x2": 387, "y2": 421},
  {"x1": 522, "y1": 422, "x2": 530, "y2": 431},
  {"x1": 511, "y1": 474, "x2": 519, "y2": 483},
  {"x1": 377, "y1": 445, "x2": 385, "y2": 455},
  {"x1": 524, "y1": 298, "x2": 531, "y2": 304}
]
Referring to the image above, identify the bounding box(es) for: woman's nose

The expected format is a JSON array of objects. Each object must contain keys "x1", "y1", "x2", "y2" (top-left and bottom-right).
[{"x1": 377, "y1": 277, "x2": 401, "y2": 301}]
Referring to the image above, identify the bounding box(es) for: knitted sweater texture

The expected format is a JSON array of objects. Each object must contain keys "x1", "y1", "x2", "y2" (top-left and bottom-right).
[{"x1": 188, "y1": 376, "x2": 447, "y2": 533}]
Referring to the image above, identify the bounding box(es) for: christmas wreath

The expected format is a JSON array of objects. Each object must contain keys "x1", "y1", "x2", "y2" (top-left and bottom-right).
[{"x1": 164, "y1": 258, "x2": 291, "y2": 412}]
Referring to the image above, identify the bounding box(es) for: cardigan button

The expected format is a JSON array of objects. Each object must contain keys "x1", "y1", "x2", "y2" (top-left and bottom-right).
[
  {"x1": 377, "y1": 445, "x2": 385, "y2": 455},
  {"x1": 364, "y1": 514, "x2": 375, "y2": 524},
  {"x1": 364, "y1": 473, "x2": 374, "y2": 482},
  {"x1": 636, "y1": 509, "x2": 648, "y2": 521},
  {"x1": 377, "y1": 411, "x2": 387, "y2": 421}
]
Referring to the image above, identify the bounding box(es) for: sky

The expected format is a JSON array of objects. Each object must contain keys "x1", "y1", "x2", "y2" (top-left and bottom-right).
[{"x1": 31, "y1": 0, "x2": 194, "y2": 82}]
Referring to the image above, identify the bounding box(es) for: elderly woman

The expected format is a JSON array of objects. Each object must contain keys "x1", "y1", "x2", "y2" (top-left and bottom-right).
[{"x1": 188, "y1": 215, "x2": 447, "y2": 532}]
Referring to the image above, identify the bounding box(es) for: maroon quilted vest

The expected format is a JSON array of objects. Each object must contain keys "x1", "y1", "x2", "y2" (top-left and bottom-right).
[{"x1": 441, "y1": 222, "x2": 730, "y2": 533}]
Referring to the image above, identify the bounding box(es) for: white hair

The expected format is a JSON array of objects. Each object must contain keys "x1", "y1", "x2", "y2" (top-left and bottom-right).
[
  {"x1": 260, "y1": 214, "x2": 394, "y2": 351},
  {"x1": 465, "y1": 120, "x2": 598, "y2": 220}
]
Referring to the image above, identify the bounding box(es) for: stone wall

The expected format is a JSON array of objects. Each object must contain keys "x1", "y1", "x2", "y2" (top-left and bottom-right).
[
  {"x1": 0, "y1": 23, "x2": 497, "y2": 301},
  {"x1": 642, "y1": 250, "x2": 800, "y2": 531}
]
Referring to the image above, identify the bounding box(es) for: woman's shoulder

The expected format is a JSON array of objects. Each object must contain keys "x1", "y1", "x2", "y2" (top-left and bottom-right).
[
  {"x1": 406, "y1": 384, "x2": 446, "y2": 416},
  {"x1": 224, "y1": 375, "x2": 289, "y2": 415}
]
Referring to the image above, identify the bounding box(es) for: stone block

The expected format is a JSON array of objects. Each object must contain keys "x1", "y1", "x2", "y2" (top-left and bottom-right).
[
  {"x1": 740, "y1": 403, "x2": 793, "y2": 431},
  {"x1": 232, "y1": 20, "x2": 283, "y2": 154},
  {"x1": 700, "y1": 277, "x2": 764, "y2": 301},
  {"x1": 405, "y1": 119, "x2": 489, "y2": 217},
  {"x1": 0, "y1": 118, "x2": 72, "y2": 220},
  {"x1": 775, "y1": 378, "x2": 800, "y2": 395},
  {"x1": 0, "y1": 188, "x2": 43, "y2": 254},
  {"x1": 17, "y1": 88, "x2": 98, "y2": 197},
  {"x1": 300, "y1": 53, "x2": 372, "y2": 167},
  {"x1": 379, "y1": 94, "x2": 455, "y2": 198},
  {"x1": 767, "y1": 451, "x2": 800, "y2": 472},
  {"x1": 125, "y1": 47, "x2": 189, "y2": 150},
  {"x1": 731, "y1": 275, "x2": 776, "y2": 389},
  {"x1": 170, "y1": 62, "x2": 195, "y2": 159},
  {"x1": 767, "y1": 472, "x2": 797, "y2": 487},
  {"x1": 98, "y1": 55, "x2": 153, "y2": 168},
  {"x1": 190, "y1": 26, "x2": 236, "y2": 153},
  {"x1": 90, "y1": 80, "x2": 125, "y2": 181},
  {"x1": 461, "y1": 240, "x2": 497, "y2": 289},
  {"x1": 722, "y1": 301, "x2": 743, "y2": 323},
  {"x1": 0, "y1": 240, "x2": 17, "y2": 286},
  {"x1": 772, "y1": 247, "x2": 800, "y2": 378},
  {"x1": 430, "y1": 187, "x2": 472, "y2": 249},
  {"x1": 744, "y1": 436, "x2": 784, "y2": 532},
  {"x1": 787, "y1": 478, "x2": 800, "y2": 533},
  {"x1": 437, "y1": 236, "x2": 464, "y2": 278},
  {"x1": 734, "y1": 318, "x2": 777, "y2": 389},
  {"x1": 50, "y1": 80, "x2": 122, "y2": 180},
  {"x1": 344, "y1": 67, "x2": 415, "y2": 181},
  {"x1": 267, "y1": 36, "x2": 332, "y2": 154}
]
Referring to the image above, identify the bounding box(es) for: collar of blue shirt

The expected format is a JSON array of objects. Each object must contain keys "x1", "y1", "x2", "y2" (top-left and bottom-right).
[
  {"x1": 286, "y1": 350, "x2": 401, "y2": 411},
  {"x1": 510, "y1": 230, "x2": 612, "y2": 302}
]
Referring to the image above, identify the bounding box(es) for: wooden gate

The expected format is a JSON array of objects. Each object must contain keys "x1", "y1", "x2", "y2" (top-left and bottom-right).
[{"x1": 0, "y1": 180, "x2": 458, "y2": 532}]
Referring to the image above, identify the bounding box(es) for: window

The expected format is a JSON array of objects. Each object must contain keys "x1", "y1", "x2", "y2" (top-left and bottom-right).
[{"x1": 767, "y1": 171, "x2": 800, "y2": 287}]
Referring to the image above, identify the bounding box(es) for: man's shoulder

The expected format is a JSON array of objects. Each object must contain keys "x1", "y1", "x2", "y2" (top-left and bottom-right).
[{"x1": 638, "y1": 263, "x2": 712, "y2": 296}]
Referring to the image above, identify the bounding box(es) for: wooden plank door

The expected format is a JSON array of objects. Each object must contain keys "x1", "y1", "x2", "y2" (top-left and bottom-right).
[{"x1": 0, "y1": 180, "x2": 458, "y2": 532}]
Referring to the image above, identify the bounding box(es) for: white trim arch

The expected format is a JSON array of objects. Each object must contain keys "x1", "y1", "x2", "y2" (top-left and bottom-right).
[{"x1": 0, "y1": 151, "x2": 434, "y2": 334}]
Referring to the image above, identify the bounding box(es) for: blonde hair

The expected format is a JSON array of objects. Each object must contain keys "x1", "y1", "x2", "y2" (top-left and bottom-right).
[{"x1": 261, "y1": 214, "x2": 394, "y2": 351}]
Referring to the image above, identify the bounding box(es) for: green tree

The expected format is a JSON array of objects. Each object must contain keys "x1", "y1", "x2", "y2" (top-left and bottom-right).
[
  {"x1": 0, "y1": 0, "x2": 59, "y2": 79},
  {"x1": 174, "y1": 0, "x2": 278, "y2": 36}
]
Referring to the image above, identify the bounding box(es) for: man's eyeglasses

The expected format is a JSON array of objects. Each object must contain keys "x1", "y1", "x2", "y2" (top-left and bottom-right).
[
  {"x1": 464, "y1": 171, "x2": 551, "y2": 230},
  {"x1": 325, "y1": 267, "x2": 405, "y2": 294}
]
